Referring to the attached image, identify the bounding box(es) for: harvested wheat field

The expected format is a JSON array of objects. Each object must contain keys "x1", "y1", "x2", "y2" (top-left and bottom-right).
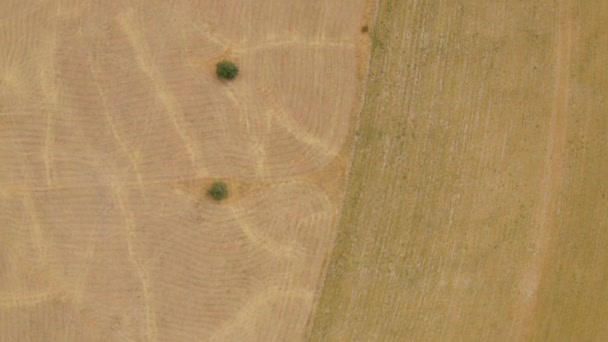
[
  {"x1": 311, "y1": 0, "x2": 608, "y2": 341},
  {"x1": 0, "y1": 0, "x2": 374, "y2": 340},
  {"x1": 4, "y1": 0, "x2": 608, "y2": 341}
]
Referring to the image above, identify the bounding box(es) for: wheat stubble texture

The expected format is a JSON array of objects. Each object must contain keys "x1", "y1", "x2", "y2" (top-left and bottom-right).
[
  {"x1": 310, "y1": 0, "x2": 608, "y2": 341},
  {"x1": 0, "y1": 1, "x2": 371, "y2": 340}
]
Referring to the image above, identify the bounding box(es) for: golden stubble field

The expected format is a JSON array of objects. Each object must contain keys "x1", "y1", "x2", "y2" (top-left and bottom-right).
[
  {"x1": 312, "y1": 0, "x2": 608, "y2": 341},
  {"x1": 0, "y1": 1, "x2": 374, "y2": 340}
]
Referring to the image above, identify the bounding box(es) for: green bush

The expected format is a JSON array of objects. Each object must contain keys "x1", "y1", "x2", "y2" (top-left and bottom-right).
[
  {"x1": 216, "y1": 60, "x2": 239, "y2": 80},
  {"x1": 208, "y1": 181, "x2": 228, "y2": 201}
]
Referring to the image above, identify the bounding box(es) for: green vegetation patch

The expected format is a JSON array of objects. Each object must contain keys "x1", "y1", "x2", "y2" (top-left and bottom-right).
[
  {"x1": 208, "y1": 181, "x2": 228, "y2": 201},
  {"x1": 216, "y1": 60, "x2": 239, "y2": 80}
]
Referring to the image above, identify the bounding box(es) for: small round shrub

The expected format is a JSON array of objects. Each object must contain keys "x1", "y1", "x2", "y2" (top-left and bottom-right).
[
  {"x1": 216, "y1": 60, "x2": 239, "y2": 80},
  {"x1": 208, "y1": 181, "x2": 228, "y2": 201}
]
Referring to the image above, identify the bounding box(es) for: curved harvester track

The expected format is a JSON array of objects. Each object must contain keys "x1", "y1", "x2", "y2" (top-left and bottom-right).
[{"x1": 0, "y1": 0, "x2": 373, "y2": 340}]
